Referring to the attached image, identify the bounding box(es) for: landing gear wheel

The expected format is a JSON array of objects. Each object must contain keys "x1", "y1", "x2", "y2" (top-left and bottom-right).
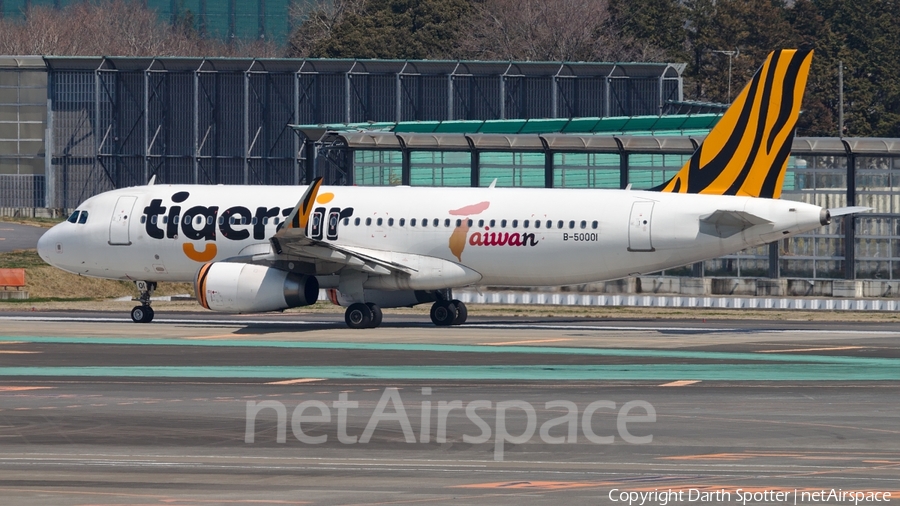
[
  {"x1": 345, "y1": 302, "x2": 373, "y2": 329},
  {"x1": 451, "y1": 300, "x2": 467, "y2": 325},
  {"x1": 132, "y1": 280, "x2": 156, "y2": 323},
  {"x1": 366, "y1": 303, "x2": 383, "y2": 328},
  {"x1": 131, "y1": 305, "x2": 154, "y2": 323},
  {"x1": 430, "y1": 300, "x2": 458, "y2": 326}
]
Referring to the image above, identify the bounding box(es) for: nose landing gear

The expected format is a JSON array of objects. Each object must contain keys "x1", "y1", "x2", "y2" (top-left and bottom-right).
[{"x1": 130, "y1": 280, "x2": 157, "y2": 323}]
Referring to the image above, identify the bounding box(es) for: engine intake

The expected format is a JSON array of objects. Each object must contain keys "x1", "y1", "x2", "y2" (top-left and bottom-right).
[{"x1": 195, "y1": 262, "x2": 318, "y2": 313}]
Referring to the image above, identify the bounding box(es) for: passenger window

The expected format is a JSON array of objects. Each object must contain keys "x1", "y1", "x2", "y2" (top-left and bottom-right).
[
  {"x1": 67, "y1": 211, "x2": 79, "y2": 223},
  {"x1": 366, "y1": 218, "x2": 372, "y2": 226},
  {"x1": 140, "y1": 215, "x2": 146, "y2": 224},
  {"x1": 489, "y1": 219, "x2": 495, "y2": 227},
  {"x1": 388, "y1": 218, "x2": 394, "y2": 226},
  {"x1": 273, "y1": 217, "x2": 280, "y2": 225},
  {"x1": 354, "y1": 217, "x2": 360, "y2": 226},
  {"x1": 568, "y1": 220, "x2": 575, "y2": 229},
  {"x1": 263, "y1": 217, "x2": 269, "y2": 225},
  {"x1": 399, "y1": 218, "x2": 405, "y2": 226},
  {"x1": 252, "y1": 217, "x2": 258, "y2": 225},
  {"x1": 445, "y1": 219, "x2": 451, "y2": 227},
  {"x1": 523, "y1": 220, "x2": 529, "y2": 228},
  {"x1": 343, "y1": 218, "x2": 349, "y2": 226},
  {"x1": 411, "y1": 218, "x2": 417, "y2": 226},
  {"x1": 546, "y1": 220, "x2": 552, "y2": 228},
  {"x1": 78, "y1": 212, "x2": 89, "y2": 224},
  {"x1": 454, "y1": 218, "x2": 461, "y2": 227},
  {"x1": 422, "y1": 219, "x2": 428, "y2": 227},
  {"x1": 478, "y1": 219, "x2": 484, "y2": 228},
  {"x1": 501, "y1": 219, "x2": 507, "y2": 227},
  {"x1": 557, "y1": 220, "x2": 563, "y2": 229},
  {"x1": 377, "y1": 218, "x2": 383, "y2": 226},
  {"x1": 184, "y1": 215, "x2": 192, "y2": 225},
  {"x1": 580, "y1": 220, "x2": 587, "y2": 229},
  {"x1": 162, "y1": 216, "x2": 168, "y2": 224},
  {"x1": 534, "y1": 220, "x2": 540, "y2": 229},
  {"x1": 592, "y1": 220, "x2": 598, "y2": 229},
  {"x1": 151, "y1": 215, "x2": 158, "y2": 225},
  {"x1": 467, "y1": 219, "x2": 473, "y2": 227}
]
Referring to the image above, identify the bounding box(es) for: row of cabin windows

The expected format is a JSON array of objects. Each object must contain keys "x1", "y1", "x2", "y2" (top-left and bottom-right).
[
  {"x1": 66, "y1": 210, "x2": 89, "y2": 224},
  {"x1": 140, "y1": 215, "x2": 281, "y2": 226},
  {"x1": 342, "y1": 217, "x2": 599, "y2": 230}
]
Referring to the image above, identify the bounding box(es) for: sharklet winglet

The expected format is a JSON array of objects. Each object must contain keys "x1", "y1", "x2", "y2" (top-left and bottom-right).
[{"x1": 278, "y1": 177, "x2": 323, "y2": 237}]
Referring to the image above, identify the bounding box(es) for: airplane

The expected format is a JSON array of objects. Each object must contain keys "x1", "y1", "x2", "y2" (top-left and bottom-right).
[{"x1": 36, "y1": 49, "x2": 864, "y2": 329}]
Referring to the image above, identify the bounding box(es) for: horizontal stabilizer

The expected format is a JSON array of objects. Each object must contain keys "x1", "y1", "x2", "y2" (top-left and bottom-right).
[
  {"x1": 700, "y1": 209, "x2": 772, "y2": 238},
  {"x1": 828, "y1": 206, "x2": 871, "y2": 217}
]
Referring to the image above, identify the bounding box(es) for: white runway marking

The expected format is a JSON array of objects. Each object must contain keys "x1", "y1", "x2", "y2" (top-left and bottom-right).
[{"x1": 1, "y1": 315, "x2": 900, "y2": 336}]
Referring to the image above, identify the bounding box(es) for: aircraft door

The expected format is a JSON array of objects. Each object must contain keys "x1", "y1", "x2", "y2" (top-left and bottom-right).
[
  {"x1": 326, "y1": 207, "x2": 341, "y2": 240},
  {"x1": 628, "y1": 201, "x2": 654, "y2": 252},
  {"x1": 310, "y1": 207, "x2": 325, "y2": 240},
  {"x1": 109, "y1": 196, "x2": 137, "y2": 246}
]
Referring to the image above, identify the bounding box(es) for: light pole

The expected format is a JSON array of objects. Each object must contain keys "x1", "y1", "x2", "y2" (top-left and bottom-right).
[{"x1": 710, "y1": 49, "x2": 739, "y2": 103}]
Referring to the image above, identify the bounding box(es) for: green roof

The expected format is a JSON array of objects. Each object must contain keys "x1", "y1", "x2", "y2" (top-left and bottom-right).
[{"x1": 291, "y1": 114, "x2": 721, "y2": 138}]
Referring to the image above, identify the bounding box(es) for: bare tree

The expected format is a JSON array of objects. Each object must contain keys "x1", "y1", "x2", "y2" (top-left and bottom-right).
[
  {"x1": 460, "y1": 0, "x2": 668, "y2": 62},
  {"x1": 465, "y1": 0, "x2": 590, "y2": 61},
  {"x1": 287, "y1": 0, "x2": 367, "y2": 57}
]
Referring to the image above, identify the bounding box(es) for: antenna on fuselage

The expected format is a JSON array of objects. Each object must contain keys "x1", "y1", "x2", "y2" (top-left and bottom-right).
[{"x1": 147, "y1": 175, "x2": 157, "y2": 186}]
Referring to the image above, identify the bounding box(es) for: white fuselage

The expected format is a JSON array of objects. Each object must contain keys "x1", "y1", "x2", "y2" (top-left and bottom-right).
[{"x1": 38, "y1": 184, "x2": 826, "y2": 289}]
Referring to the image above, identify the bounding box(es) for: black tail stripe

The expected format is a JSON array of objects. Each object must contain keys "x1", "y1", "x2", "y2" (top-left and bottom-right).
[
  {"x1": 760, "y1": 131, "x2": 795, "y2": 198},
  {"x1": 724, "y1": 51, "x2": 783, "y2": 195},
  {"x1": 686, "y1": 69, "x2": 764, "y2": 193},
  {"x1": 766, "y1": 50, "x2": 810, "y2": 153}
]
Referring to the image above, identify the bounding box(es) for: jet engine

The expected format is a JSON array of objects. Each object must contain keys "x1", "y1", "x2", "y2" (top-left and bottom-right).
[{"x1": 195, "y1": 262, "x2": 318, "y2": 313}]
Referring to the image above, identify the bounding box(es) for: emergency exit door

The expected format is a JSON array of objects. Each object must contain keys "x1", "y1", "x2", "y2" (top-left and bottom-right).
[{"x1": 628, "y1": 201, "x2": 654, "y2": 252}]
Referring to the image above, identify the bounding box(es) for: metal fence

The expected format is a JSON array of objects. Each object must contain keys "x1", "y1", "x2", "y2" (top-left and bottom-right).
[
  {"x1": 0, "y1": 56, "x2": 47, "y2": 210},
  {"x1": 31, "y1": 56, "x2": 684, "y2": 210}
]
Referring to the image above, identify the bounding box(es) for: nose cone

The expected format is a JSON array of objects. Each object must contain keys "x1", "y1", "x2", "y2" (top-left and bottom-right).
[{"x1": 37, "y1": 225, "x2": 59, "y2": 265}]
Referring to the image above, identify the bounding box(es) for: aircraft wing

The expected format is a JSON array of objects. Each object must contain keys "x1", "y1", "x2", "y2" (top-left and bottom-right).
[{"x1": 263, "y1": 178, "x2": 415, "y2": 277}]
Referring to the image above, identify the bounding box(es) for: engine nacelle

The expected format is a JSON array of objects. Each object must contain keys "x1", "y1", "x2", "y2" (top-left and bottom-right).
[{"x1": 195, "y1": 262, "x2": 318, "y2": 313}]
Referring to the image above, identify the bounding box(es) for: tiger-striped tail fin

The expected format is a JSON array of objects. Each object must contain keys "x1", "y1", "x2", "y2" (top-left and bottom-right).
[{"x1": 658, "y1": 49, "x2": 813, "y2": 199}]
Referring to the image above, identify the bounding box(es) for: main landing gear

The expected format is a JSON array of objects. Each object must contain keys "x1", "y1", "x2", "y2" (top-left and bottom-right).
[
  {"x1": 130, "y1": 280, "x2": 156, "y2": 323},
  {"x1": 342, "y1": 298, "x2": 467, "y2": 329},
  {"x1": 430, "y1": 299, "x2": 467, "y2": 327},
  {"x1": 344, "y1": 302, "x2": 383, "y2": 329}
]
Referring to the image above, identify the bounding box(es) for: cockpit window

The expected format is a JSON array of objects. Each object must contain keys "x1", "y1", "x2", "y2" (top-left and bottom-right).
[
  {"x1": 67, "y1": 211, "x2": 80, "y2": 223},
  {"x1": 78, "y1": 211, "x2": 89, "y2": 224}
]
